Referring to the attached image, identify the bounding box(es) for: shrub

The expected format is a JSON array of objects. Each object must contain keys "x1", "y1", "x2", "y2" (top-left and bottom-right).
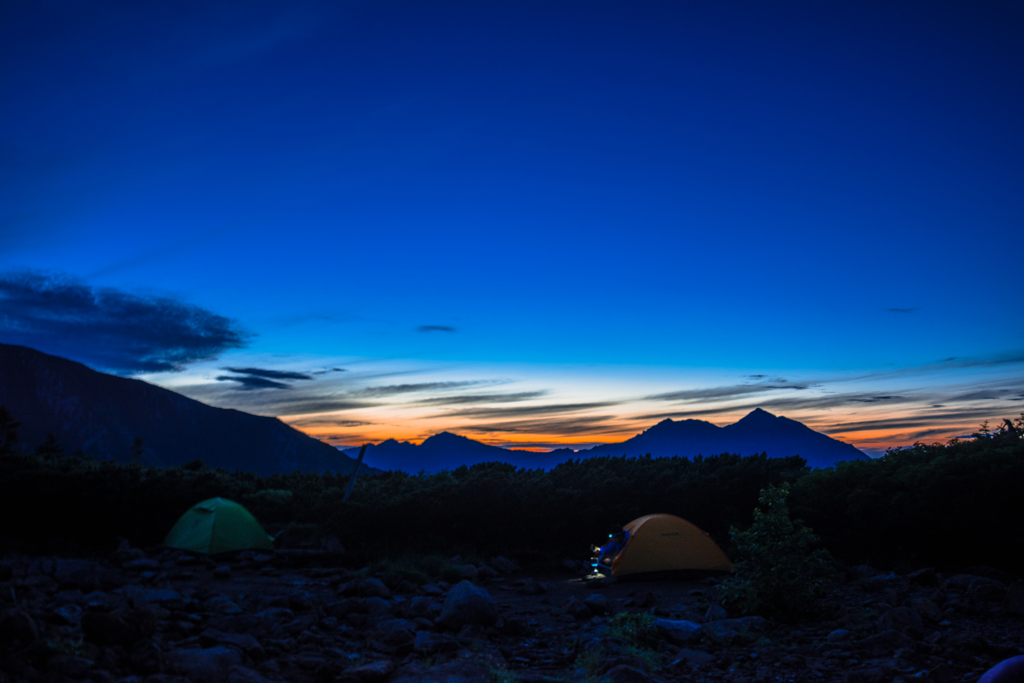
[
  {"x1": 719, "y1": 484, "x2": 837, "y2": 620},
  {"x1": 605, "y1": 611, "x2": 661, "y2": 650}
]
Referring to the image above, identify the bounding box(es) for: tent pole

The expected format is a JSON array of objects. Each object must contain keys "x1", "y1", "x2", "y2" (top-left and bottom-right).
[{"x1": 342, "y1": 444, "x2": 367, "y2": 503}]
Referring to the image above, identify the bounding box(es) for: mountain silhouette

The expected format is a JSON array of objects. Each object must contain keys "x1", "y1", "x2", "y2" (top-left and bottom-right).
[
  {"x1": 578, "y1": 408, "x2": 867, "y2": 468},
  {"x1": 0, "y1": 344, "x2": 370, "y2": 476},
  {"x1": 345, "y1": 407, "x2": 868, "y2": 472}
]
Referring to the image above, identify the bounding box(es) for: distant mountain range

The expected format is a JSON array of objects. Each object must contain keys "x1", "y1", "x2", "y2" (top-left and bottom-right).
[
  {"x1": 343, "y1": 407, "x2": 869, "y2": 472},
  {"x1": 0, "y1": 344, "x2": 368, "y2": 476}
]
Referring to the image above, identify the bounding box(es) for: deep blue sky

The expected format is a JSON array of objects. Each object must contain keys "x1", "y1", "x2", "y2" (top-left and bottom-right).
[{"x1": 2, "y1": 1, "x2": 1022, "y2": 454}]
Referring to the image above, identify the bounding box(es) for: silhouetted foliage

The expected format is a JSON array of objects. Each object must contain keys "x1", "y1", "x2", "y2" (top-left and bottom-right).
[
  {"x1": 0, "y1": 405, "x2": 19, "y2": 455},
  {"x1": 34, "y1": 433, "x2": 63, "y2": 458},
  {"x1": 720, "y1": 484, "x2": 837, "y2": 619},
  {"x1": 790, "y1": 414, "x2": 1024, "y2": 570}
]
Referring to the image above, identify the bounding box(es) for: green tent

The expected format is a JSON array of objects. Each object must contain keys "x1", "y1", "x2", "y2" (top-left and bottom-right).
[{"x1": 164, "y1": 497, "x2": 274, "y2": 554}]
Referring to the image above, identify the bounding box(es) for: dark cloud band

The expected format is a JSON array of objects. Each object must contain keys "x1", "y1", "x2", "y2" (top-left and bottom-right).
[{"x1": 0, "y1": 271, "x2": 249, "y2": 374}]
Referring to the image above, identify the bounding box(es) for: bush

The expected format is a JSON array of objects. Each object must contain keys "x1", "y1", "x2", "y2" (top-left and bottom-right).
[
  {"x1": 719, "y1": 484, "x2": 837, "y2": 620},
  {"x1": 605, "y1": 611, "x2": 660, "y2": 650}
]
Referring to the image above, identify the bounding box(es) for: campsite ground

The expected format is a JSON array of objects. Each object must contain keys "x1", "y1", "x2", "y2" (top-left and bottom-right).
[{"x1": 2, "y1": 545, "x2": 1024, "y2": 683}]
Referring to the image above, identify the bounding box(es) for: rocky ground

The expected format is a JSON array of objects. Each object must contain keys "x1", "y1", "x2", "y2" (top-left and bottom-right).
[{"x1": 1, "y1": 544, "x2": 1023, "y2": 683}]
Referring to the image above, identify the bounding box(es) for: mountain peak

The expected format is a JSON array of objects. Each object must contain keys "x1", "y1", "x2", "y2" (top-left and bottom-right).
[{"x1": 736, "y1": 407, "x2": 778, "y2": 423}]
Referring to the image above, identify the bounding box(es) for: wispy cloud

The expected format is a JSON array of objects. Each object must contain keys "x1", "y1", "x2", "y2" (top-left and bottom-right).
[
  {"x1": 348, "y1": 381, "x2": 490, "y2": 397},
  {"x1": 646, "y1": 381, "x2": 809, "y2": 403},
  {"x1": 0, "y1": 271, "x2": 249, "y2": 374},
  {"x1": 442, "y1": 402, "x2": 621, "y2": 420},
  {"x1": 415, "y1": 391, "x2": 547, "y2": 406},
  {"x1": 222, "y1": 367, "x2": 314, "y2": 381},
  {"x1": 417, "y1": 325, "x2": 456, "y2": 333},
  {"x1": 886, "y1": 307, "x2": 921, "y2": 313}
]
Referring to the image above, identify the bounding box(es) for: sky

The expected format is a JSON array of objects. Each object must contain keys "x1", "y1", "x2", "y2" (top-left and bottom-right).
[{"x1": 1, "y1": 0, "x2": 1022, "y2": 458}]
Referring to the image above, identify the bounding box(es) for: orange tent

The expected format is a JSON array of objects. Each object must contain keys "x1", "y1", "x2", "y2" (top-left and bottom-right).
[{"x1": 611, "y1": 513, "x2": 733, "y2": 577}]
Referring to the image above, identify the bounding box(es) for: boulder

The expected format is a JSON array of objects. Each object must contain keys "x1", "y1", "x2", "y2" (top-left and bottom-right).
[
  {"x1": 227, "y1": 665, "x2": 283, "y2": 683},
  {"x1": 583, "y1": 593, "x2": 611, "y2": 616},
  {"x1": 372, "y1": 618, "x2": 416, "y2": 650},
  {"x1": 413, "y1": 631, "x2": 459, "y2": 655},
  {"x1": 827, "y1": 629, "x2": 851, "y2": 643},
  {"x1": 563, "y1": 598, "x2": 592, "y2": 620},
  {"x1": 653, "y1": 618, "x2": 703, "y2": 645},
  {"x1": 906, "y1": 568, "x2": 937, "y2": 586},
  {"x1": 701, "y1": 617, "x2": 768, "y2": 646},
  {"x1": 340, "y1": 578, "x2": 392, "y2": 600},
  {"x1": 490, "y1": 556, "x2": 518, "y2": 574},
  {"x1": 391, "y1": 659, "x2": 491, "y2": 683},
  {"x1": 0, "y1": 609, "x2": 38, "y2": 645},
  {"x1": 604, "y1": 664, "x2": 663, "y2": 682},
  {"x1": 404, "y1": 596, "x2": 440, "y2": 620},
  {"x1": 856, "y1": 629, "x2": 916, "y2": 654},
  {"x1": 47, "y1": 654, "x2": 94, "y2": 678},
  {"x1": 1003, "y1": 581, "x2": 1024, "y2": 615},
  {"x1": 437, "y1": 581, "x2": 498, "y2": 630},
  {"x1": 670, "y1": 648, "x2": 716, "y2": 668},
  {"x1": 877, "y1": 606, "x2": 923, "y2": 638},
  {"x1": 82, "y1": 611, "x2": 147, "y2": 646},
  {"x1": 166, "y1": 646, "x2": 244, "y2": 682},
  {"x1": 904, "y1": 597, "x2": 942, "y2": 622},
  {"x1": 704, "y1": 604, "x2": 728, "y2": 622},
  {"x1": 337, "y1": 659, "x2": 396, "y2": 683},
  {"x1": 199, "y1": 629, "x2": 266, "y2": 661},
  {"x1": 979, "y1": 655, "x2": 1024, "y2": 683}
]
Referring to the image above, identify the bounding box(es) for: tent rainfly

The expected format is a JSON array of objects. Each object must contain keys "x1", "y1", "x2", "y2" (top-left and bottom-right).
[
  {"x1": 610, "y1": 513, "x2": 733, "y2": 577},
  {"x1": 164, "y1": 497, "x2": 274, "y2": 554}
]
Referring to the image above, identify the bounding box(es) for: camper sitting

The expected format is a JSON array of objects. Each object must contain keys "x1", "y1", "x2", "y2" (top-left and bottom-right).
[{"x1": 592, "y1": 525, "x2": 630, "y2": 572}]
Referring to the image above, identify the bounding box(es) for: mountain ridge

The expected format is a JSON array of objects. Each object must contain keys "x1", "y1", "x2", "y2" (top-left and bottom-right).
[
  {"x1": 344, "y1": 408, "x2": 868, "y2": 472},
  {"x1": 0, "y1": 343, "x2": 369, "y2": 476}
]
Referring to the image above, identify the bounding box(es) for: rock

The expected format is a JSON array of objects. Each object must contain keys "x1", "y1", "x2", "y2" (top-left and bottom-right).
[
  {"x1": 704, "y1": 604, "x2": 728, "y2": 622},
  {"x1": 340, "y1": 578, "x2": 392, "y2": 600},
  {"x1": 501, "y1": 616, "x2": 531, "y2": 636},
  {"x1": 905, "y1": 597, "x2": 942, "y2": 622},
  {"x1": 857, "y1": 629, "x2": 916, "y2": 654},
  {"x1": 0, "y1": 608, "x2": 38, "y2": 645},
  {"x1": 372, "y1": 619, "x2": 416, "y2": 650},
  {"x1": 583, "y1": 593, "x2": 610, "y2": 616},
  {"x1": 52, "y1": 604, "x2": 83, "y2": 626},
  {"x1": 564, "y1": 598, "x2": 592, "y2": 620},
  {"x1": 390, "y1": 659, "x2": 489, "y2": 683},
  {"x1": 972, "y1": 581, "x2": 1008, "y2": 603},
  {"x1": 227, "y1": 665, "x2": 282, "y2": 683},
  {"x1": 1003, "y1": 581, "x2": 1024, "y2": 615},
  {"x1": 166, "y1": 646, "x2": 244, "y2": 682},
  {"x1": 604, "y1": 664, "x2": 662, "y2": 682},
  {"x1": 490, "y1": 556, "x2": 518, "y2": 574},
  {"x1": 878, "y1": 606, "x2": 924, "y2": 638},
  {"x1": 256, "y1": 607, "x2": 294, "y2": 622},
  {"x1": 654, "y1": 618, "x2": 702, "y2": 644},
  {"x1": 123, "y1": 558, "x2": 161, "y2": 571},
  {"x1": 827, "y1": 629, "x2": 851, "y2": 642},
  {"x1": 52, "y1": 558, "x2": 105, "y2": 589},
  {"x1": 438, "y1": 581, "x2": 498, "y2": 630},
  {"x1": 404, "y1": 597, "x2": 439, "y2": 620},
  {"x1": 965, "y1": 565, "x2": 1018, "y2": 584},
  {"x1": 213, "y1": 566, "x2": 231, "y2": 579},
  {"x1": 420, "y1": 583, "x2": 444, "y2": 596},
  {"x1": 906, "y1": 568, "x2": 937, "y2": 586},
  {"x1": 199, "y1": 629, "x2": 266, "y2": 661},
  {"x1": 518, "y1": 578, "x2": 547, "y2": 595},
  {"x1": 130, "y1": 640, "x2": 165, "y2": 675},
  {"x1": 82, "y1": 611, "x2": 143, "y2": 646},
  {"x1": 364, "y1": 597, "x2": 392, "y2": 619},
  {"x1": 460, "y1": 565, "x2": 479, "y2": 582},
  {"x1": 701, "y1": 616, "x2": 768, "y2": 646},
  {"x1": 336, "y1": 659, "x2": 396, "y2": 682},
  {"x1": 47, "y1": 654, "x2": 94, "y2": 678},
  {"x1": 979, "y1": 655, "x2": 1024, "y2": 683},
  {"x1": 413, "y1": 631, "x2": 459, "y2": 655},
  {"x1": 670, "y1": 648, "x2": 716, "y2": 668},
  {"x1": 861, "y1": 573, "x2": 900, "y2": 592},
  {"x1": 843, "y1": 664, "x2": 898, "y2": 683}
]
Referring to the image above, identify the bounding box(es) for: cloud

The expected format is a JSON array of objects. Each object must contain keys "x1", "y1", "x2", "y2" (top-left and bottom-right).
[
  {"x1": 222, "y1": 367, "x2": 314, "y2": 381},
  {"x1": 442, "y1": 402, "x2": 621, "y2": 420},
  {"x1": 349, "y1": 381, "x2": 491, "y2": 397},
  {"x1": 457, "y1": 414, "x2": 620, "y2": 436},
  {"x1": 646, "y1": 382, "x2": 809, "y2": 403},
  {"x1": 215, "y1": 375, "x2": 292, "y2": 390},
  {"x1": 415, "y1": 391, "x2": 548, "y2": 406},
  {"x1": 417, "y1": 325, "x2": 456, "y2": 332},
  {"x1": 0, "y1": 271, "x2": 249, "y2": 373},
  {"x1": 886, "y1": 307, "x2": 921, "y2": 313}
]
